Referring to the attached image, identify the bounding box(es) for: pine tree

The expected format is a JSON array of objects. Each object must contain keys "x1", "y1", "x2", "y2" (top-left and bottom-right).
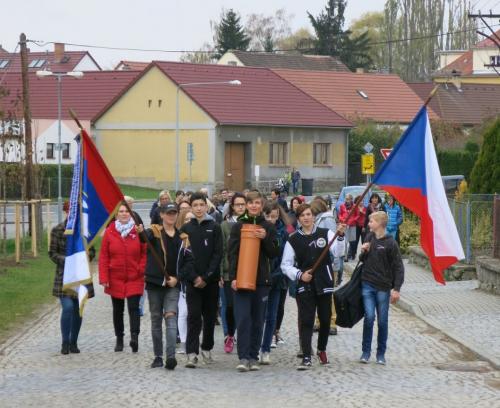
[
  {"x1": 308, "y1": 0, "x2": 372, "y2": 70},
  {"x1": 469, "y1": 118, "x2": 500, "y2": 194},
  {"x1": 214, "y1": 9, "x2": 250, "y2": 59}
]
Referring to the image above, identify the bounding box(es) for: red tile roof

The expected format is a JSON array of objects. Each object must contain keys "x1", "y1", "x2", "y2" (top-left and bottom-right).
[
  {"x1": 114, "y1": 61, "x2": 150, "y2": 71},
  {"x1": 0, "y1": 71, "x2": 140, "y2": 120},
  {"x1": 273, "y1": 69, "x2": 434, "y2": 123},
  {"x1": 0, "y1": 51, "x2": 101, "y2": 73},
  {"x1": 95, "y1": 61, "x2": 352, "y2": 128},
  {"x1": 407, "y1": 82, "x2": 500, "y2": 126},
  {"x1": 438, "y1": 50, "x2": 474, "y2": 75},
  {"x1": 476, "y1": 29, "x2": 500, "y2": 48}
]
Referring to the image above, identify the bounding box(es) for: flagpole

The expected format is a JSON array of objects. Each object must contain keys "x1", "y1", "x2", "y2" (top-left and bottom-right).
[
  {"x1": 69, "y1": 109, "x2": 171, "y2": 282},
  {"x1": 309, "y1": 84, "x2": 440, "y2": 275}
]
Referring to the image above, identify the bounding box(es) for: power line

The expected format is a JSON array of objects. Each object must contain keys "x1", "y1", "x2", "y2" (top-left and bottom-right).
[{"x1": 26, "y1": 23, "x2": 500, "y2": 55}]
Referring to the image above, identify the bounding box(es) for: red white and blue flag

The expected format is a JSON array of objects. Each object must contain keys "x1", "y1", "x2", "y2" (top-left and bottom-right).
[
  {"x1": 64, "y1": 129, "x2": 123, "y2": 312},
  {"x1": 373, "y1": 106, "x2": 464, "y2": 284}
]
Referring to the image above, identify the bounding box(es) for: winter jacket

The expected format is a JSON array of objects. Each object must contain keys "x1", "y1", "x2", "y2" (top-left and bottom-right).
[
  {"x1": 98, "y1": 223, "x2": 147, "y2": 299},
  {"x1": 49, "y1": 220, "x2": 95, "y2": 298},
  {"x1": 281, "y1": 226, "x2": 344, "y2": 295},
  {"x1": 338, "y1": 203, "x2": 359, "y2": 226},
  {"x1": 141, "y1": 225, "x2": 194, "y2": 289},
  {"x1": 314, "y1": 211, "x2": 337, "y2": 232},
  {"x1": 384, "y1": 203, "x2": 403, "y2": 234},
  {"x1": 179, "y1": 214, "x2": 223, "y2": 284},
  {"x1": 228, "y1": 212, "x2": 279, "y2": 286},
  {"x1": 360, "y1": 232, "x2": 404, "y2": 292},
  {"x1": 221, "y1": 216, "x2": 238, "y2": 281},
  {"x1": 270, "y1": 219, "x2": 289, "y2": 290},
  {"x1": 356, "y1": 206, "x2": 366, "y2": 228}
]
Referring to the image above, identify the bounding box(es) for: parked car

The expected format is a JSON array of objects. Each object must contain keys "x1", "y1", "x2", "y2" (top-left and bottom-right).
[{"x1": 442, "y1": 175, "x2": 464, "y2": 195}]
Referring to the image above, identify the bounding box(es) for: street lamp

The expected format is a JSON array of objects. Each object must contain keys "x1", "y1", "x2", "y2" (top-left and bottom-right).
[
  {"x1": 175, "y1": 80, "x2": 241, "y2": 191},
  {"x1": 36, "y1": 70, "x2": 84, "y2": 223}
]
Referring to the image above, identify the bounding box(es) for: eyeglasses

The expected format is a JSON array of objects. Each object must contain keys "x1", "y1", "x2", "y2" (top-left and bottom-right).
[{"x1": 234, "y1": 203, "x2": 246, "y2": 207}]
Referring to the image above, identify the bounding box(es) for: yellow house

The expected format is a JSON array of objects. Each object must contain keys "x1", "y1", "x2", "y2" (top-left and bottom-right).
[
  {"x1": 92, "y1": 62, "x2": 352, "y2": 193},
  {"x1": 434, "y1": 30, "x2": 500, "y2": 85}
]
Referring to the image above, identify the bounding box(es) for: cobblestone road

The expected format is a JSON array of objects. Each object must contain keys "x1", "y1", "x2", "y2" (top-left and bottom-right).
[{"x1": 1, "y1": 278, "x2": 499, "y2": 408}]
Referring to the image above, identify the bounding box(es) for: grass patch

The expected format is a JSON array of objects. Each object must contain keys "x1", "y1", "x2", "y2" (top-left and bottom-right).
[
  {"x1": 118, "y1": 184, "x2": 161, "y2": 200},
  {"x1": 0, "y1": 255, "x2": 55, "y2": 342}
]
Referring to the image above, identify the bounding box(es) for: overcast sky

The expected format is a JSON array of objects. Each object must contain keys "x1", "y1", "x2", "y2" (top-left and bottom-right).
[{"x1": 1, "y1": 0, "x2": 387, "y2": 69}]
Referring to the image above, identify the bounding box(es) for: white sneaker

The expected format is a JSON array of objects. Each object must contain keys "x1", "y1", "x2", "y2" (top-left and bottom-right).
[
  {"x1": 260, "y1": 352, "x2": 270, "y2": 365},
  {"x1": 201, "y1": 349, "x2": 214, "y2": 364},
  {"x1": 185, "y1": 353, "x2": 198, "y2": 368},
  {"x1": 176, "y1": 342, "x2": 186, "y2": 354},
  {"x1": 270, "y1": 336, "x2": 277, "y2": 349},
  {"x1": 237, "y1": 359, "x2": 250, "y2": 372}
]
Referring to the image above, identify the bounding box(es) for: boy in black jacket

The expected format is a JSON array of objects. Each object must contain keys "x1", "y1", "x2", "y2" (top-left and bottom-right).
[
  {"x1": 359, "y1": 211, "x2": 404, "y2": 366},
  {"x1": 180, "y1": 192, "x2": 223, "y2": 368},
  {"x1": 228, "y1": 190, "x2": 279, "y2": 372}
]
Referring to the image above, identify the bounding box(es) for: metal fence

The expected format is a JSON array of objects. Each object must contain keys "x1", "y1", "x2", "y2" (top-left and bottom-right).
[{"x1": 448, "y1": 194, "x2": 497, "y2": 263}]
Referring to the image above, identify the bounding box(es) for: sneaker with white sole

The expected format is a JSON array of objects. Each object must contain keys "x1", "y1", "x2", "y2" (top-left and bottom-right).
[
  {"x1": 275, "y1": 332, "x2": 285, "y2": 345},
  {"x1": 185, "y1": 353, "x2": 198, "y2": 368},
  {"x1": 176, "y1": 342, "x2": 186, "y2": 354},
  {"x1": 376, "y1": 355, "x2": 386, "y2": 365},
  {"x1": 359, "y1": 353, "x2": 370, "y2": 364},
  {"x1": 270, "y1": 336, "x2": 277, "y2": 349},
  {"x1": 249, "y1": 359, "x2": 260, "y2": 371},
  {"x1": 201, "y1": 349, "x2": 214, "y2": 364},
  {"x1": 237, "y1": 359, "x2": 250, "y2": 372},
  {"x1": 297, "y1": 357, "x2": 312, "y2": 370},
  {"x1": 260, "y1": 352, "x2": 270, "y2": 365}
]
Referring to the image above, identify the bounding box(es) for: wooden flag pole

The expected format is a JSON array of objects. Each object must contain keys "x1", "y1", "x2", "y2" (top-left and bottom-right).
[{"x1": 309, "y1": 84, "x2": 440, "y2": 275}]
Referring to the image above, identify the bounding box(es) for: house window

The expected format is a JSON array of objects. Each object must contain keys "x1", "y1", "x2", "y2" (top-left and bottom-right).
[
  {"x1": 313, "y1": 143, "x2": 331, "y2": 165},
  {"x1": 0, "y1": 60, "x2": 9, "y2": 69},
  {"x1": 46, "y1": 143, "x2": 54, "y2": 159},
  {"x1": 61, "y1": 143, "x2": 70, "y2": 159},
  {"x1": 28, "y1": 59, "x2": 46, "y2": 68},
  {"x1": 269, "y1": 142, "x2": 288, "y2": 165}
]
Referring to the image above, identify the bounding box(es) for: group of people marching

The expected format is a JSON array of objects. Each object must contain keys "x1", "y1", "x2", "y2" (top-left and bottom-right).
[{"x1": 49, "y1": 187, "x2": 404, "y2": 371}]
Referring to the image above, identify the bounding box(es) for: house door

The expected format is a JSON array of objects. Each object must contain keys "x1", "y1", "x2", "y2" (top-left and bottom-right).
[{"x1": 224, "y1": 142, "x2": 245, "y2": 191}]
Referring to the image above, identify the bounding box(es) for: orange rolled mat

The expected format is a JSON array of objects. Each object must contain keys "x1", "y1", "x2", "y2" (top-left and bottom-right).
[{"x1": 236, "y1": 224, "x2": 261, "y2": 291}]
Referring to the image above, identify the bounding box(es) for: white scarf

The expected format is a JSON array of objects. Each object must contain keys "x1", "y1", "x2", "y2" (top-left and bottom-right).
[{"x1": 115, "y1": 218, "x2": 135, "y2": 238}]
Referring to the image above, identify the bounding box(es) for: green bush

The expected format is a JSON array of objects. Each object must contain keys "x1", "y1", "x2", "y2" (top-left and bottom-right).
[
  {"x1": 469, "y1": 117, "x2": 500, "y2": 194},
  {"x1": 399, "y1": 217, "x2": 420, "y2": 254},
  {"x1": 437, "y1": 150, "x2": 477, "y2": 179}
]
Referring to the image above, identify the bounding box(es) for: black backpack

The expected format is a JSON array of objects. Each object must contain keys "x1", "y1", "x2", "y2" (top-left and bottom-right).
[{"x1": 333, "y1": 261, "x2": 364, "y2": 328}]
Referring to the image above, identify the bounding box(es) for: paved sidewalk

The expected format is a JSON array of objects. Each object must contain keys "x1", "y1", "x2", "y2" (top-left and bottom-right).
[
  {"x1": 344, "y1": 259, "x2": 500, "y2": 369},
  {"x1": 1, "y1": 271, "x2": 499, "y2": 407}
]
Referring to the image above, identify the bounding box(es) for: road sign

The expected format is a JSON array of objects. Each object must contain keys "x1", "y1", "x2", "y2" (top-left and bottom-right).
[
  {"x1": 363, "y1": 142, "x2": 374, "y2": 153},
  {"x1": 361, "y1": 153, "x2": 375, "y2": 174},
  {"x1": 380, "y1": 148, "x2": 393, "y2": 160}
]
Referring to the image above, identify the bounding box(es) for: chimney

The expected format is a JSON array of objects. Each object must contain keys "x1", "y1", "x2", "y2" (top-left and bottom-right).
[
  {"x1": 356, "y1": 68, "x2": 364, "y2": 74},
  {"x1": 54, "y1": 43, "x2": 65, "y2": 63}
]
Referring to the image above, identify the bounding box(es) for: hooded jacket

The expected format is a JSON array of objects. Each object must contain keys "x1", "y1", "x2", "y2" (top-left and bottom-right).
[
  {"x1": 179, "y1": 213, "x2": 222, "y2": 284},
  {"x1": 228, "y1": 212, "x2": 279, "y2": 286}
]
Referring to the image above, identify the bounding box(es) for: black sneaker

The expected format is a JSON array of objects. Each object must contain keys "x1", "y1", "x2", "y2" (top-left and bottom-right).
[
  {"x1": 69, "y1": 343, "x2": 80, "y2": 353},
  {"x1": 165, "y1": 357, "x2": 178, "y2": 370},
  {"x1": 61, "y1": 343, "x2": 70, "y2": 355},
  {"x1": 297, "y1": 357, "x2": 312, "y2": 370},
  {"x1": 151, "y1": 357, "x2": 163, "y2": 368}
]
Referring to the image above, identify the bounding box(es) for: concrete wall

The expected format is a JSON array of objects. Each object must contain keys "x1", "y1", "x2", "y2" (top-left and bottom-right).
[
  {"x1": 476, "y1": 256, "x2": 500, "y2": 295},
  {"x1": 216, "y1": 125, "x2": 347, "y2": 192}
]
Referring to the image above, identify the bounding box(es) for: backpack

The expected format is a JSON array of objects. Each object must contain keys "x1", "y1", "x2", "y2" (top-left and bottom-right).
[{"x1": 333, "y1": 261, "x2": 364, "y2": 328}]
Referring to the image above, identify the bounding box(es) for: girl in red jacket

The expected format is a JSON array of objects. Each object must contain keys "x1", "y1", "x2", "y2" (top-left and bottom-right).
[
  {"x1": 99, "y1": 203, "x2": 147, "y2": 353},
  {"x1": 338, "y1": 194, "x2": 359, "y2": 261}
]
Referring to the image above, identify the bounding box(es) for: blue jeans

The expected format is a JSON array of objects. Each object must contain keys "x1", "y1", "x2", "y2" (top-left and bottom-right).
[
  {"x1": 292, "y1": 180, "x2": 299, "y2": 194},
  {"x1": 261, "y1": 286, "x2": 281, "y2": 353},
  {"x1": 361, "y1": 281, "x2": 390, "y2": 357},
  {"x1": 59, "y1": 296, "x2": 82, "y2": 345},
  {"x1": 219, "y1": 286, "x2": 228, "y2": 337}
]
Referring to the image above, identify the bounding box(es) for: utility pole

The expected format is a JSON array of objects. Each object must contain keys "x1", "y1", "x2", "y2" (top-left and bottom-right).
[{"x1": 19, "y1": 33, "x2": 33, "y2": 202}]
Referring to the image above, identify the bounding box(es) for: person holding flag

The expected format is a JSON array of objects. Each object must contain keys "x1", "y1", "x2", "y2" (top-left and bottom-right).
[{"x1": 49, "y1": 201, "x2": 95, "y2": 355}]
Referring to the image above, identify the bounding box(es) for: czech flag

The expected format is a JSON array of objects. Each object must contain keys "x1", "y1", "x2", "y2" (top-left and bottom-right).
[
  {"x1": 64, "y1": 129, "x2": 123, "y2": 312},
  {"x1": 373, "y1": 106, "x2": 464, "y2": 284}
]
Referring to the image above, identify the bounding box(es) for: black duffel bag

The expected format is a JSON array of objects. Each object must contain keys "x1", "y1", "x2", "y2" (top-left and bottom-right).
[{"x1": 333, "y1": 261, "x2": 364, "y2": 328}]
